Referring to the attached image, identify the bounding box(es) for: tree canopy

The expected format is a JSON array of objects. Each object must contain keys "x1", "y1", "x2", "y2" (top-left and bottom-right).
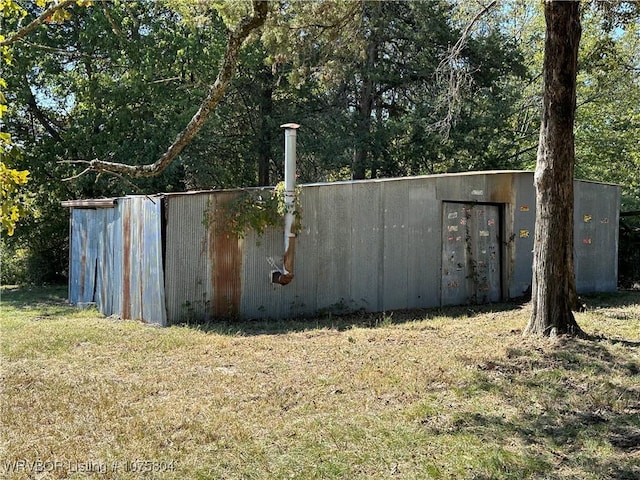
[{"x1": 1, "y1": 0, "x2": 638, "y2": 287}]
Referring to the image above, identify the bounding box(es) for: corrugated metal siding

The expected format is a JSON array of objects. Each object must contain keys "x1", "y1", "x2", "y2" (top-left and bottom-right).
[
  {"x1": 125, "y1": 197, "x2": 165, "y2": 324},
  {"x1": 316, "y1": 183, "x2": 354, "y2": 312},
  {"x1": 288, "y1": 186, "x2": 320, "y2": 316},
  {"x1": 350, "y1": 182, "x2": 383, "y2": 312},
  {"x1": 406, "y1": 179, "x2": 440, "y2": 309},
  {"x1": 69, "y1": 171, "x2": 620, "y2": 324},
  {"x1": 574, "y1": 181, "x2": 620, "y2": 293},
  {"x1": 164, "y1": 193, "x2": 212, "y2": 323},
  {"x1": 381, "y1": 180, "x2": 409, "y2": 310},
  {"x1": 95, "y1": 206, "x2": 122, "y2": 317},
  {"x1": 510, "y1": 174, "x2": 536, "y2": 298},
  {"x1": 68, "y1": 196, "x2": 165, "y2": 325},
  {"x1": 69, "y1": 208, "x2": 97, "y2": 305},
  {"x1": 164, "y1": 192, "x2": 244, "y2": 323}
]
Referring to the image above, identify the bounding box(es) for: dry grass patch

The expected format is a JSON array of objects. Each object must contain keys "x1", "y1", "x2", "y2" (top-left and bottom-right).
[{"x1": 1, "y1": 286, "x2": 639, "y2": 479}]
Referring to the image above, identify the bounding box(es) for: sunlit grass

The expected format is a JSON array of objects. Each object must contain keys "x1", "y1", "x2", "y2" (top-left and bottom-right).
[{"x1": 1, "y1": 286, "x2": 639, "y2": 479}]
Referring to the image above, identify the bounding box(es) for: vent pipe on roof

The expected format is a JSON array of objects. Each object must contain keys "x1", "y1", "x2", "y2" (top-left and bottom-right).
[{"x1": 271, "y1": 123, "x2": 300, "y2": 285}]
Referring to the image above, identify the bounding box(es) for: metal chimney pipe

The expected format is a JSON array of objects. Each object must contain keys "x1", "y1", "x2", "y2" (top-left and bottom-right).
[{"x1": 272, "y1": 123, "x2": 300, "y2": 285}]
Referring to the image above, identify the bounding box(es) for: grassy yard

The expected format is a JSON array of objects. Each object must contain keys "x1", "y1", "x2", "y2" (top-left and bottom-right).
[{"x1": 1, "y1": 285, "x2": 639, "y2": 479}]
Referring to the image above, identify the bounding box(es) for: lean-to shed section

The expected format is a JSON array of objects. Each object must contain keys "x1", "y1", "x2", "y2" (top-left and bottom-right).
[{"x1": 65, "y1": 196, "x2": 166, "y2": 326}]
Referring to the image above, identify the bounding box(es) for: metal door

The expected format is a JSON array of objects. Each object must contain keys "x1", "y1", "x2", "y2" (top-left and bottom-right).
[{"x1": 441, "y1": 202, "x2": 501, "y2": 305}]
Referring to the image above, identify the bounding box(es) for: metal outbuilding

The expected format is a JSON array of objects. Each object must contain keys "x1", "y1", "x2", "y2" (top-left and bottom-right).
[{"x1": 63, "y1": 171, "x2": 620, "y2": 326}]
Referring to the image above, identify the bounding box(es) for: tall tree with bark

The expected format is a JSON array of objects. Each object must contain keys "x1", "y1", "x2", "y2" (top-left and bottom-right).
[{"x1": 524, "y1": 0, "x2": 583, "y2": 337}]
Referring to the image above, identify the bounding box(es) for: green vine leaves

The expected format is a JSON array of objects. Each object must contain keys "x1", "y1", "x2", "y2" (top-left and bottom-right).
[{"x1": 223, "y1": 182, "x2": 302, "y2": 238}]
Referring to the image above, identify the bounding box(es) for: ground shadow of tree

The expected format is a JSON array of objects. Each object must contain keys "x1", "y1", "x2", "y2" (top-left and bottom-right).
[
  {"x1": 442, "y1": 336, "x2": 640, "y2": 479},
  {"x1": 185, "y1": 301, "x2": 527, "y2": 335}
]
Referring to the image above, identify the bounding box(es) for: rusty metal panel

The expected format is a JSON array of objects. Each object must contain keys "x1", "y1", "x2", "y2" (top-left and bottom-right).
[
  {"x1": 118, "y1": 197, "x2": 165, "y2": 325},
  {"x1": 208, "y1": 191, "x2": 243, "y2": 318},
  {"x1": 406, "y1": 179, "x2": 440, "y2": 309},
  {"x1": 350, "y1": 182, "x2": 383, "y2": 312},
  {"x1": 574, "y1": 181, "x2": 620, "y2": 293}
]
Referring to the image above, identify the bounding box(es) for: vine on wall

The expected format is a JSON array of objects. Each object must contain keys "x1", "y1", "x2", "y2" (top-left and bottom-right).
[{"x1": 223, "y1": 182, "x2": 302, "y2": 238}]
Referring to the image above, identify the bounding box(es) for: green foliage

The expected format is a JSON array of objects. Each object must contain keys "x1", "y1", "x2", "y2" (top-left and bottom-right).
[
  {"x1": 575, "y1": 5, "x2": 640, "y2": 210},
  {"x1": 2, "y1": 0, "x2": 639, "y2": 284},
  {"x1": 0, "y1": 161, "x2": 29, "y2": 236},
  {"x1": 0, "y1": 238, "x2": 27, "y2": 284},
  {"x1": 223, "y1": 182, "x2": 302, "y2": 238}
]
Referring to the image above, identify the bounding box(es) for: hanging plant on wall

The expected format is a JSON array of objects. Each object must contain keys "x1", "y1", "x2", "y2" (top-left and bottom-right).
[{"x1": 223, "y1": 182, "x2": 302, "y2": 238}]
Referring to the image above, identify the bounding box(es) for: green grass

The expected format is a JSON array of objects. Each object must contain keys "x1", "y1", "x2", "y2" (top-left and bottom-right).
[{"x1": 1, "y1": 285, "x2": 639, "y2": 479}]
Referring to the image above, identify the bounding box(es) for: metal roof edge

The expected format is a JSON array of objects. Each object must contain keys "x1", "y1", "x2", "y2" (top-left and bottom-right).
[
  {"x1": 573, "y1": 178, "x2": 621, "y2": 187},
  {"x1": 300, "y1": 170, "x2": 534, "y2": 188},
  {"x1": 60, "y1": 171, "x2": 620, "y2": 204},
  {"x1": 61, "y1": 198, "x2": 117, "y2": 209}
]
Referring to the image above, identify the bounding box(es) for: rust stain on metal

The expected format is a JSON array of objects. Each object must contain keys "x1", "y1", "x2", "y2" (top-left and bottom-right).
[
  {"x1": 489, "y1": 173, "x2": 515, "y2": 203},
  {"x1": 79, "y1": 227, "x2": 87, "y2": 298},
  {"x1": 273, "y1": 239, "x2": 295, "y2": 285},
  {"x1": 209, "y1": 193, "x2": 242, "y2": 317},
  {"x1": 122, "y1": 202, "x2": 131, "y2": 319}
]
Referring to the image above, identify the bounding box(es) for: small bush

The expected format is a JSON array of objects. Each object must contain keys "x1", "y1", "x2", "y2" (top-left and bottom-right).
[{"x1": 0, "y1": 240, "x2": 28, "y2": 285}]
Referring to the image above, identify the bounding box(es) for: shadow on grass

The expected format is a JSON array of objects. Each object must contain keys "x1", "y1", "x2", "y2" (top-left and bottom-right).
[
  {"x1": 433, "y1": 336, "x2": 640, "y2": 479},
  {"x1": 2, "y1": 285, "x2": 639, "y2": 337},
  {"x1": 0, "y1": 284, "x2": 69, "y2": 308},
  {"x1": 185, "y1": 290, "x2": 640, "y2": 336},
  {"x1": 179, "y1": 301, "x2": 528, "y2": 336}
]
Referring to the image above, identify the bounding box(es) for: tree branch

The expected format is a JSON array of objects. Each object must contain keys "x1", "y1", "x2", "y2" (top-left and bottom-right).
[
  {"x1": 0, "y1": 0, "x2": 77, "y2": 47},
  {"x1": 24, "y1": 77, "x2": 64, "y2": 142},
  {"x1": 435, "y1": 0, "x2": 498, "y2": 137},
  {"x1": 73, "y1": 0, "x2": 269, "y2": 179}
]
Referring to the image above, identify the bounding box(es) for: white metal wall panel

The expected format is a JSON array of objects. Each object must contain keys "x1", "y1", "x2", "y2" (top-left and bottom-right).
[
  {"x1": 574, "y1": 181, "x2": 620, "y2": 293},
  {"x1": 315, "y1": 183, "x2": 353, "y2": 312},
  {"x1": 407, "y1": 179, "x2": 440, "y2": 309},
  {"x1": 381, "y1": 180, "x2": 410, "y2": 310},
  {"x1": 350, "y1": 182, "x2": 383, "y2": 312}
]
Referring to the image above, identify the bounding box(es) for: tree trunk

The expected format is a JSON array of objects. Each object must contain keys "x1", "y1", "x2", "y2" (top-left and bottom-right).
[
  {"x1": 257, "y1": 68, "x2": 274, "y2": 186},
  {"x1": 524, "y1": 0, "x2": 583, "y2": 337},
  {"x1": 352, "y1": 2, "x2": 380, "y2": 180}
]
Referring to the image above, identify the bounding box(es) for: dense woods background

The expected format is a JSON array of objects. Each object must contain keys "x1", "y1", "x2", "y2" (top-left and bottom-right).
[{"x1": 1, "y1": 0, "x2": 638, "y2": 286}]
